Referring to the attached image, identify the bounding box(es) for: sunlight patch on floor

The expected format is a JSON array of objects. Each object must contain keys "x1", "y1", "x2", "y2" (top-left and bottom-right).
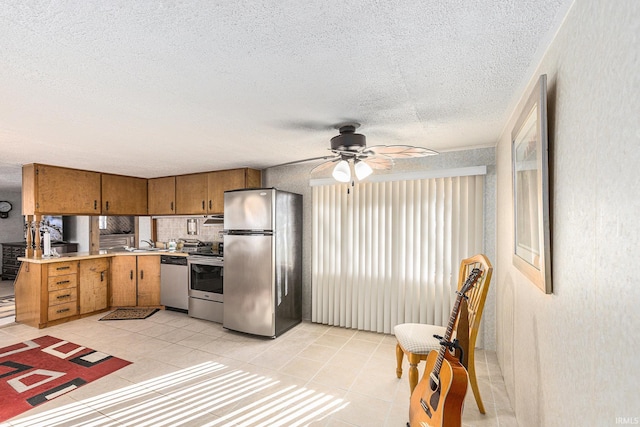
[{"x1": 5, "y1": 361, "x2": 348, "y2": 426}]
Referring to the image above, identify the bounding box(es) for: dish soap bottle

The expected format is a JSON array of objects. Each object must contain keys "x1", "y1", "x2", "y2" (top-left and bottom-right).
[{"x1": 168, "y1": 239, "x2": 177, "y2": 252}]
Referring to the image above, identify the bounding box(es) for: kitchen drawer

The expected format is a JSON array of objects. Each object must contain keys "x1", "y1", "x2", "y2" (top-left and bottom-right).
[
  {"x1": 47, "y1": 301, "x2": 78, "y2": 321},
  {"x1": 48, "y1": 288, "x2": 78, "y2": 306},
  {"x1": 48, "y1": 261, "x2": 78, "y2": 276},
  {"x1": 47, "y1": 273, "x2": 77, "y2": 291}
]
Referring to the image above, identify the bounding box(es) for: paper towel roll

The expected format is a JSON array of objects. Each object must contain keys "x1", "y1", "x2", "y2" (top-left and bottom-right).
[{"x1": 43, "y1": 230, "x2": 52, "y2": 256}]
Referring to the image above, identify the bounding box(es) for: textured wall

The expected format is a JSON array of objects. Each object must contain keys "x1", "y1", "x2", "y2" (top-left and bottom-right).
[
  {"x1": 495, "y1": 1, "x2": 640, "y2": 425},
  {"x1": 155, "y1": 218, "x2": 224, "y2": 246},
  {"x1": 264, "y1": 147, "x2": 497, "y2": 348}
]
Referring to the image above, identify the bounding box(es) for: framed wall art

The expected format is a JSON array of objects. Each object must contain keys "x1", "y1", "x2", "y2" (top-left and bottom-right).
[{"x1": 512, "y1": 74, "x2": 552, "y2": 294}]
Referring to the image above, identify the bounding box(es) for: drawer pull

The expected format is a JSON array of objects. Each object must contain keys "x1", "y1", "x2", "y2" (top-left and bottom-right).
[
  {"x1": 57, "y1": 280, "x2": 70, "y2": 285},
  {"x1": 56, "y1": 308, "x2": 70, "y2": 314},
  {"x1": 56, "y1": 266, "x2": 71, "y2": 271},
  {"x1": 56, "y1": 294, "x2": 72, "y2": 299}
]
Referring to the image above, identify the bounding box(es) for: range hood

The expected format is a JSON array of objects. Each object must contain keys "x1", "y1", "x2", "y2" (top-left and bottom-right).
[{"x1": 203, "y1": 215, "x2": 224, "y2": 225}]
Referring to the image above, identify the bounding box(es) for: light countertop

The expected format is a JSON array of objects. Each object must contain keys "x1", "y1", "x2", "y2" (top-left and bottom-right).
[{"x1": 18, "y1": 250, "x2": 189, "y2": 264}]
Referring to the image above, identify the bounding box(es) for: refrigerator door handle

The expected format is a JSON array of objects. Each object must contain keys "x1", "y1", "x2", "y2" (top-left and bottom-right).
[{"x1": 222, "y1": 230, "x2": 273, "y2": 236}]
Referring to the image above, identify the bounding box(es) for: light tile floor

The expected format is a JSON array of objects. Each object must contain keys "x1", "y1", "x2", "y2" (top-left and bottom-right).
[{"x1": 0, "y1": 309, "x2": 516, "y2": 426}]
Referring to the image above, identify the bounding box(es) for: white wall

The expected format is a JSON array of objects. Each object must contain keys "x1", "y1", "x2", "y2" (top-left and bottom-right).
[
  {"x1": 0, "y1": 189, "x2": 24, "y2": 271},
  {"x1": 495, "y1": 1, "x2": 640, "y2": 425},
  {"x1": 265, "y1": 147, "x2": 497, "y2": 348},
  {"x1": 66, "y1": 216, "x2": 91, "y2": 252}
]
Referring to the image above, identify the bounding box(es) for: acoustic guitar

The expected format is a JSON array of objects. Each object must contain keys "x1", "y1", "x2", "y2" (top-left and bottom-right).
[{"x1": 408, "y1": 268, "x2": 483, "y2": 427}]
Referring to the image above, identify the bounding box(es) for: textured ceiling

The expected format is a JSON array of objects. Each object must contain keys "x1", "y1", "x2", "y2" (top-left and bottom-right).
[{"x1": 0, "y1": 0, "x2": 573, "y2": 190}]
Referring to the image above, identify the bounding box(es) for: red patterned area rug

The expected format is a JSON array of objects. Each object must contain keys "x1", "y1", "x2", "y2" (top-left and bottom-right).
[{"x1": 0, "y1": 335, "x2": 131, "y2": 422}]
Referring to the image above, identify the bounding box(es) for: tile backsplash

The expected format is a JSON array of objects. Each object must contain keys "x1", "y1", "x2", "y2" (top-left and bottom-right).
[{"x1": 155, "y1": 217, "x2": 223, "y2": 244}]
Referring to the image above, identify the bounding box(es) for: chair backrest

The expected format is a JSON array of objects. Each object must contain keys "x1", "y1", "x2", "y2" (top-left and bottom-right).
[{"x1": 456, "y1": 254, "x2": 493, "y2": 350}]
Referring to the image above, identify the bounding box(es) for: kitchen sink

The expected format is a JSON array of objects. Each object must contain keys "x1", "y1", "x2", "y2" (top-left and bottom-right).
[{"x1": 106, "y1": 246, "x2": 169, "y2": 253}]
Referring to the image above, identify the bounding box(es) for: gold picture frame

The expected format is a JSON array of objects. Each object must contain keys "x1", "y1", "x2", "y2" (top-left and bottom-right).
[{"x1": 512, "y1": 74, "x2": 552, "y2": 294}]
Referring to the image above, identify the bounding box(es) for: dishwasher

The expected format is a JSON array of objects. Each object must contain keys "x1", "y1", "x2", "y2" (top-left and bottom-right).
[{"x1": 160, "y1": 255, "x2": 189, "y2": 312}]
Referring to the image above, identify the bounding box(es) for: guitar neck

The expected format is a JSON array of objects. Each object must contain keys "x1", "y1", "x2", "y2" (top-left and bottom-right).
[{"x1": 433, "y1": 291, "x2": 464, "y2": 375}]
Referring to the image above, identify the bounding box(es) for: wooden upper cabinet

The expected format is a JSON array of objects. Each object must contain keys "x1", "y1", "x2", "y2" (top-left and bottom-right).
[
  {"x1": 22, "y1": 164, "x2": 101, "y2": 215},
  {"x1": 148, "y1": 176, "x2": 176, "y2": 215},
  {"x1": 175, "y1": 173, "x2": 208, "y2": 215},
  {"x1": 102, "y1": 174, "x2": 148, "y2": 215},
  {"x1": 207, "y1": 168, "x2": 262, "y2": 214},
  {"x1": 22, "y1": 163, "x2": 260, "y2": 216}
]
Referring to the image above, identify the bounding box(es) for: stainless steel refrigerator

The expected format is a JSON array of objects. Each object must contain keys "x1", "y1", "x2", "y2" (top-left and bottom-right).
[{"x1": 222, "y1": 188, "x2": 302, "y2": 337}]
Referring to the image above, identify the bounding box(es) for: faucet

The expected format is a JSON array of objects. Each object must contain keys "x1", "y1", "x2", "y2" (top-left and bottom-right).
[{"x1": 141, "y1": 239, "x2": 155, "y2": 248}]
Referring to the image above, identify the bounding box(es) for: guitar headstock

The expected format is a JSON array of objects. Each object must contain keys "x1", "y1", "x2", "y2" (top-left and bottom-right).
[{"x1": 459, "y1": 268, "x2": 483, "y2": 296}]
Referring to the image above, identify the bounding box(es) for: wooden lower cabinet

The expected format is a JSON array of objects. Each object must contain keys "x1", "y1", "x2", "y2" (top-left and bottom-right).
[
  {"x1": 46, "y1": 261, "x2": 79, "y2": 323},
  {"x1": 110, "y1": 256, "x2": 137, "y2": 306},
  {"x1": 79, "y1": 258, "x2": 109, "y2": 314},
  {"x1": 110, "y1": 255, "x2": 160, "y2": 307},
  {"x1": 15, "y1": 255, "x2": 160, "y2": 328},
  {"x1": 137, "y1": 256, "x2": 161, "y2": 306},
  {"x1": 15, "y1": 258, "x2": 111, "y2": 328}
]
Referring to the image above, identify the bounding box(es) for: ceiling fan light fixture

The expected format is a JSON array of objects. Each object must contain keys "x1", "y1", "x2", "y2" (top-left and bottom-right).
[
  {"x1": 332, "y1": 160, "x2": 351, "y2": 182},
  {"x1": 354, "y1": 159, "x2": 373, "y2": 181}
]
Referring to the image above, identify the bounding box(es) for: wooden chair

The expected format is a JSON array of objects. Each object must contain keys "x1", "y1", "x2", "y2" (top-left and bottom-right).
[{"x1": 394, "y1": 254, "x2": 493, "y2": 413}]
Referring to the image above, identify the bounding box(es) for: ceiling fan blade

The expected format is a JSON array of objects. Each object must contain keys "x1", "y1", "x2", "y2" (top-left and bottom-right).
[
  {"x1": 365, "y1": 145, "x2": 438, "y2": 158},
  {"x1": 269, "y1": 155, "x2": 336, "y2": 169},
  {"x1": 310, "y1": 158, "x2": 340, "y2": 174},
  {"x1": 364, "y1": 157, "x2": 394, "y2": 170}
]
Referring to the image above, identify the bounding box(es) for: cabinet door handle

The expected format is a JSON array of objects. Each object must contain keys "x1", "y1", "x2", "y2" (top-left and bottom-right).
[
  {"x1": 130, "y1": 270, "x2": 133, "y2": 280},
  {"x1": 56, "y1": 294, "x2": 71, "y2": 299},
  {"x1": 202, "y1": 200, "x2": 205, "y2": 210},
  {"x1": 94, "y1": 200, "x2": 98, "y2": 210},
  {"x1": 101, "y1": 271, "x2": 105, "y2": 281},
  {"x1": 56, "y1": 266, "x2": 70, "y2": 271},
  {"x1": 106, "y1": 201, "x2": 110, "y2": 211},
  {"x1": 209, "y1": 200, "x2": 212, "y2": 210},
  {"x1": 56, "y1": 280, "x2": 70, "y2": 285},
  {"x1": 56, "y1": 308, "x2": 70, "y2": 314},
  {"x1": 170, "y1": 201, "x2": 174, "y2": 211},
  {"x1": 140, "y1": 270, "x2": 144, "y2": 280}
]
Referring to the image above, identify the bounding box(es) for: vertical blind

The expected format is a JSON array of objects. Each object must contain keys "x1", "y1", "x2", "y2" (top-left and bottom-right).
[{"x1": 311, "y1": 174, "x2": 484, "y2": 334}]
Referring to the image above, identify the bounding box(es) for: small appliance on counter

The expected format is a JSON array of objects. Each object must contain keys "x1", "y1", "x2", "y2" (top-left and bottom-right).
[
  {"x1": 181, "y1": 239, "x2": 212, "y2": 253},
  {"x1": 222, "y1": 188, "x2": 302, "y2": 338}
]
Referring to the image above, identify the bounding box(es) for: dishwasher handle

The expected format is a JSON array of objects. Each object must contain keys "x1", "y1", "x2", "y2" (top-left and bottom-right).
[{"x1": 160, "y1": 256, "x2": 188, "y2": 266}]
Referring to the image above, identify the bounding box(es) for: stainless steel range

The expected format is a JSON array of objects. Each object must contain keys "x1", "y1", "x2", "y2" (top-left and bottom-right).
[{"x1": 188, "y1": 249, "x2": 223, "y2": 323}]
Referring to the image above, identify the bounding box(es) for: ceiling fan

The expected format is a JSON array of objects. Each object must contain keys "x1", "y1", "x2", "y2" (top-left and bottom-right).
[{"x1": 276, "y1": 123, "x2": 438, "y2": 183}]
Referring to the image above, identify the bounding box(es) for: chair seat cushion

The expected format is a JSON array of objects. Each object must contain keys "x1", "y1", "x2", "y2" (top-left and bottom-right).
[{"x1": 394, "y1": 323, "x2": 447, "y2": 354}]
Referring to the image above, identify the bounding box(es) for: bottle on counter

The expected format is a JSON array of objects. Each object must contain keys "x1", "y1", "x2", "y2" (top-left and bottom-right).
[{"x1": 167, "y1": 239, "x2": 177, "y2": 252}]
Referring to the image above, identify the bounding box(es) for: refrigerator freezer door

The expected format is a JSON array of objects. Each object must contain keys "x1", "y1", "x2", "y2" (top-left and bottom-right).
[
  {"x1": 223, "y1": 234, "x2": 275, "y2": 336},
  {"x1": 224, "y1": 189, "x2": 273, "y2": 231}
]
